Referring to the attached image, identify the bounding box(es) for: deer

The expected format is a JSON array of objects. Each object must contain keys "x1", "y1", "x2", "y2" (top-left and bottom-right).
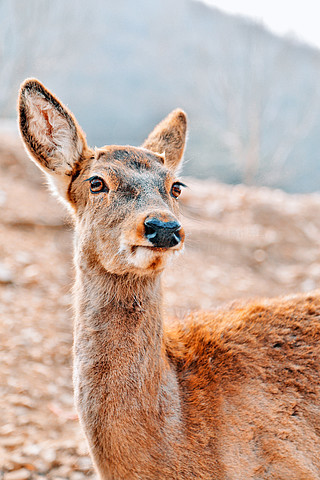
[{"x1": 18, "y1": 78, "x2": 320, "y2": 480}]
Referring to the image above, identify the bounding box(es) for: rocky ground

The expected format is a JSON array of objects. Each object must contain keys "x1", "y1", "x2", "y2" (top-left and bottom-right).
[{"x1": 1, "y1": 133, "x2": 320, "y2": 479}]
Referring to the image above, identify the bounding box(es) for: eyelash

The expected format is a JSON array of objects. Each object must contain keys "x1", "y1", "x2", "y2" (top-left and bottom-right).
[
  {"x1": 171, "y1": 181, "x2": 187, "y2": 199},
  {"x1": 86, "y1": 176, "x2": 109, "y2": 194}
]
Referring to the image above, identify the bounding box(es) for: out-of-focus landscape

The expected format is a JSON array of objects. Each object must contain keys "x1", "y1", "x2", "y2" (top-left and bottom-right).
[
  {"x1": 3, "y1": 0, "x2": 320, "y2": 192},
  {"x1": 2, "y1": 0, "x2": 320, "y2": 479}
]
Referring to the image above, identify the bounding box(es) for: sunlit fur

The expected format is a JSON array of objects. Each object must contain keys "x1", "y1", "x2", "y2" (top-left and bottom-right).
[{"x1": 18, "y1": 79, "x2": 320, "y2": 480}]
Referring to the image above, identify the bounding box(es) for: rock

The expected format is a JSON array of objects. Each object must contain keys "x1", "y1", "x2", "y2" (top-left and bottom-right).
[
  {"x1": 50, "y1": 465, "x2": 72, "y2": 477},
  {"x1": 253, "y1": 249, "x2": 267, "y2": 263},
  {"x1": 70, "y1": 472, "x2": 85, "y2": 480},
  {"x1": 5, "y1": 469, "x2": 31, "y2": 480},
  {"x1": 75, "y1": 456, "x2": 93, "y2": 471},
  {"x1": 0, "y1": 262, "x2": 13, "y2": 284},
  {"x1": 0, "y1": 436, "x2": 25, "y2": 449},
  {"x1": 40, "y1": 448, "x2": 57, "y2": 465},
  {"x1": 5, "y1": 453, "x2": 28, "y2": 469},
  {"x1": 22, "y1": 444, "x2": 41, "y2": 456},
  {"x1": 0, "y1": 188, "x2": 7, "y2": 206},
  {"x1": 0, "y1": 424, "x2": 15, "y2": 436}
]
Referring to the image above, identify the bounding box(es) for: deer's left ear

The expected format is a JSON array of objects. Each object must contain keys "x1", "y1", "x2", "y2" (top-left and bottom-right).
[
  {"x1": 18, "y1": 78, "x2": 88, "y2": 201},
  {"x1": 142, "y1": 109, "x2": 187, "y2": 172}
]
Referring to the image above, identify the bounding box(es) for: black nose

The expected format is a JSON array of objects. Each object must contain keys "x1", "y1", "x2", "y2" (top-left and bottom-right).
[{"x1": 144, "y1": 217, "x2": 181, "y2": 248}]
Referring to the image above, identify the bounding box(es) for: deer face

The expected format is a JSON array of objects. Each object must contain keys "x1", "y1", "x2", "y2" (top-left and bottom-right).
[
  {"x1": 70, "y1": 145, "x2": 186, "y2": 275},
  {"x1": 18, "y1": 79, "x2": 187, "y2": 275}
]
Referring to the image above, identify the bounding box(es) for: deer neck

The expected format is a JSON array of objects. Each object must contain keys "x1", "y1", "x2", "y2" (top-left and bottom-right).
[
  {"x1": 73, "y1": 253, "x2": 181, "y2": 475},
  {"x1": 74, "y1": 257, "x2": 164, "y2": 371}
]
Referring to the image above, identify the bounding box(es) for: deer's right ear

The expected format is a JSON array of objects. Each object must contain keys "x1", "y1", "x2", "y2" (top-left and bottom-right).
[{"x1": 18, "y1": 78, "x2": 87, "y2": 201}]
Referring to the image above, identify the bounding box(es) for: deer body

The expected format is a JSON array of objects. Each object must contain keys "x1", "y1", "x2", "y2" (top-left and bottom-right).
[{"x1": 18, "y1": 79, "x2": 320, "y2": 480}]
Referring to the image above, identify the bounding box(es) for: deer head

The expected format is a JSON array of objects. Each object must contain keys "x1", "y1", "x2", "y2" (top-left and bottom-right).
[{"x1": 18, "y1": 79, "x2": 187, "y2": 275}]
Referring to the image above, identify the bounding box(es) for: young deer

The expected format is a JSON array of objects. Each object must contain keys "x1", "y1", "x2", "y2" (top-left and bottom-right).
[{"x1": 18, "y1": 79, "x2": 320, "y2": 480}]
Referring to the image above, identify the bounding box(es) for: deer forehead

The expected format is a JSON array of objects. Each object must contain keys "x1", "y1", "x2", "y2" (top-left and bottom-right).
[
  {"x1": 88, "y1": 146, "x2": 172, "y2": 188},
  {"x1": 96, "y1": 145, "x2": 165, "y2": 167}
]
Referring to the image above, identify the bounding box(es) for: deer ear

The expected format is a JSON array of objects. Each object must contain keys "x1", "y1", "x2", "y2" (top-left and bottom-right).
[
  {"x1": 18, "y1": 78, "x2": 87, "y2": 201},
  {"x1": 142, "y1": 109, "x2": 187, "y2": 172}
]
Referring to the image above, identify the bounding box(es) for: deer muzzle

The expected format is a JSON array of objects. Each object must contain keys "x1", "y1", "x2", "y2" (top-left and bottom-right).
[{"x1": 144, "y1": 217, "x2": 182, "y2": 248}]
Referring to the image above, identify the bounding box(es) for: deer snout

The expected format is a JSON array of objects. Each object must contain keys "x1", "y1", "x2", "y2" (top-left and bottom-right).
[{"x1": 144, "y1": 217, "x2": 182, "y2": 248}]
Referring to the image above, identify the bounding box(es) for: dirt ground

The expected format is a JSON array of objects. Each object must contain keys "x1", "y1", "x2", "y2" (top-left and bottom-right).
[{"x1": 2, "y1": 133, "x2": 320, "y2": 479}]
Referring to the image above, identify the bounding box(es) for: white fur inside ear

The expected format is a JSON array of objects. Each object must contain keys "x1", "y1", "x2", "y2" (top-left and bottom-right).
[
  {"x1": 25, "y1": 90, "x2": 83, "y2": 176},
  {"x1": 24, "y1": 89, "x2": 84, "y2": 203}
]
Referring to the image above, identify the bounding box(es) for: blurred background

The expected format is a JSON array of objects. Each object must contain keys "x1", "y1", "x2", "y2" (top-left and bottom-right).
[
  {"x1": 2, "y1": 1, "x2": 320, "y2": 479},
  {"x1": 2, "y1": 0, "x2": 320, "y2": 191}
]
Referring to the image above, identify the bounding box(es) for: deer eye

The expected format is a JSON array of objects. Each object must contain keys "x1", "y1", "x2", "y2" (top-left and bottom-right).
[
  {"x1": 89, "y1": 176, "x2": 108, "y2": 194},
  {"x1": 171, "y1": 182, "x2": 182, "y2": 199}
]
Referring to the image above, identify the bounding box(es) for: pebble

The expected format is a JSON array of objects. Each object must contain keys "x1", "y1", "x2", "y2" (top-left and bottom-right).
[
  {"x1": 76, "y1": 456, "x2": 93, "y2": 470},
  {"x1": 5, "y1": 453, "x2": 28, "y2": 469},
  {"x1": 40, "y1": 448, "x2": 56, "y2": 464},
  {"x1": 0, "y1": 424, "x2": 15, "y2": 436},
  {"x1": 22, "y1": 444, "x2": 41, "y2": 456},
  {"x1": 70, "y1": 472, "x2": 86, "y2": 480},
  {"x1": 0, "y1": 262, "x2": 13, "y2": 284},
  {"x1": 50, "y1": 465, "x2": 72, "y2": 477},
  {"x1": 253, "y1": 248, "x2": 267, "y2": 263},
  {"x1": 5, "y1": 469, "x2": 31, "y2": 480},
  {"x1": 0, "y1": 436, "x2": 25, "y2": 449}
]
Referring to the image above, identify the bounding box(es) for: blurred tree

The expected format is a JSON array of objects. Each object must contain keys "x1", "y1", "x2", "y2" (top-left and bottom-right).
[
  {"x1": 0, "y1": 0, "x2": 88, "y2": 116},
  {"x1": 196, "y1": 19, "x2": 320, "y2": 186}
]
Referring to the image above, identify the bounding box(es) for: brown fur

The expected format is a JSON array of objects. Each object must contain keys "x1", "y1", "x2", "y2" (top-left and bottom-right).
[{"x1": 18, "y1": 79, "x2": 320, "y2": 480}]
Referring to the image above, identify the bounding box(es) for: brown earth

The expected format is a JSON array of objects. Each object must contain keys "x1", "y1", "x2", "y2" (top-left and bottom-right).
[{"x1": 1, "y1": 133, "x2": 320, "y2": 479}]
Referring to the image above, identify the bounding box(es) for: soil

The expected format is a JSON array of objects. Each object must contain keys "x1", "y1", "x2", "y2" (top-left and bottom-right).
[{"x1": 1, "y1": 133, "x2": 320, "y2": 479}]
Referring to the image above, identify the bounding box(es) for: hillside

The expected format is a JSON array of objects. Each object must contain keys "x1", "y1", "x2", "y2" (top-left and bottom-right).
[
  {"x1": 2, "y1": 0, "x2": 320, "y2": 191},
  {"x1": 1, "y1": 135, "x2": 320, "y2": 478}
]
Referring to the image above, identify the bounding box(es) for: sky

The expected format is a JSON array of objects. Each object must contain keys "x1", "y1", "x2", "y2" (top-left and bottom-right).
[{"x1": 197, "y1": 0, "x2": 320, "y2": 50}]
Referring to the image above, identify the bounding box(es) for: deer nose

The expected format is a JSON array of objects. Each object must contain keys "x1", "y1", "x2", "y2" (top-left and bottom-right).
[{"x1": 144, "y1": 217, "x2": 181, "y2": 248}]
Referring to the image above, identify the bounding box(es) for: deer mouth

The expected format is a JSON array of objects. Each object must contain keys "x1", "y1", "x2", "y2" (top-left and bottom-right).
[
  {"x1": 130, "y1": 245, "x2": 171, "y2": 254},
  {"x1": 122, "y1": 244, "x2": 180, "y2": 272},
  {"x1": 118, "y1": 239, "x2": 183, "y2": 272}
]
